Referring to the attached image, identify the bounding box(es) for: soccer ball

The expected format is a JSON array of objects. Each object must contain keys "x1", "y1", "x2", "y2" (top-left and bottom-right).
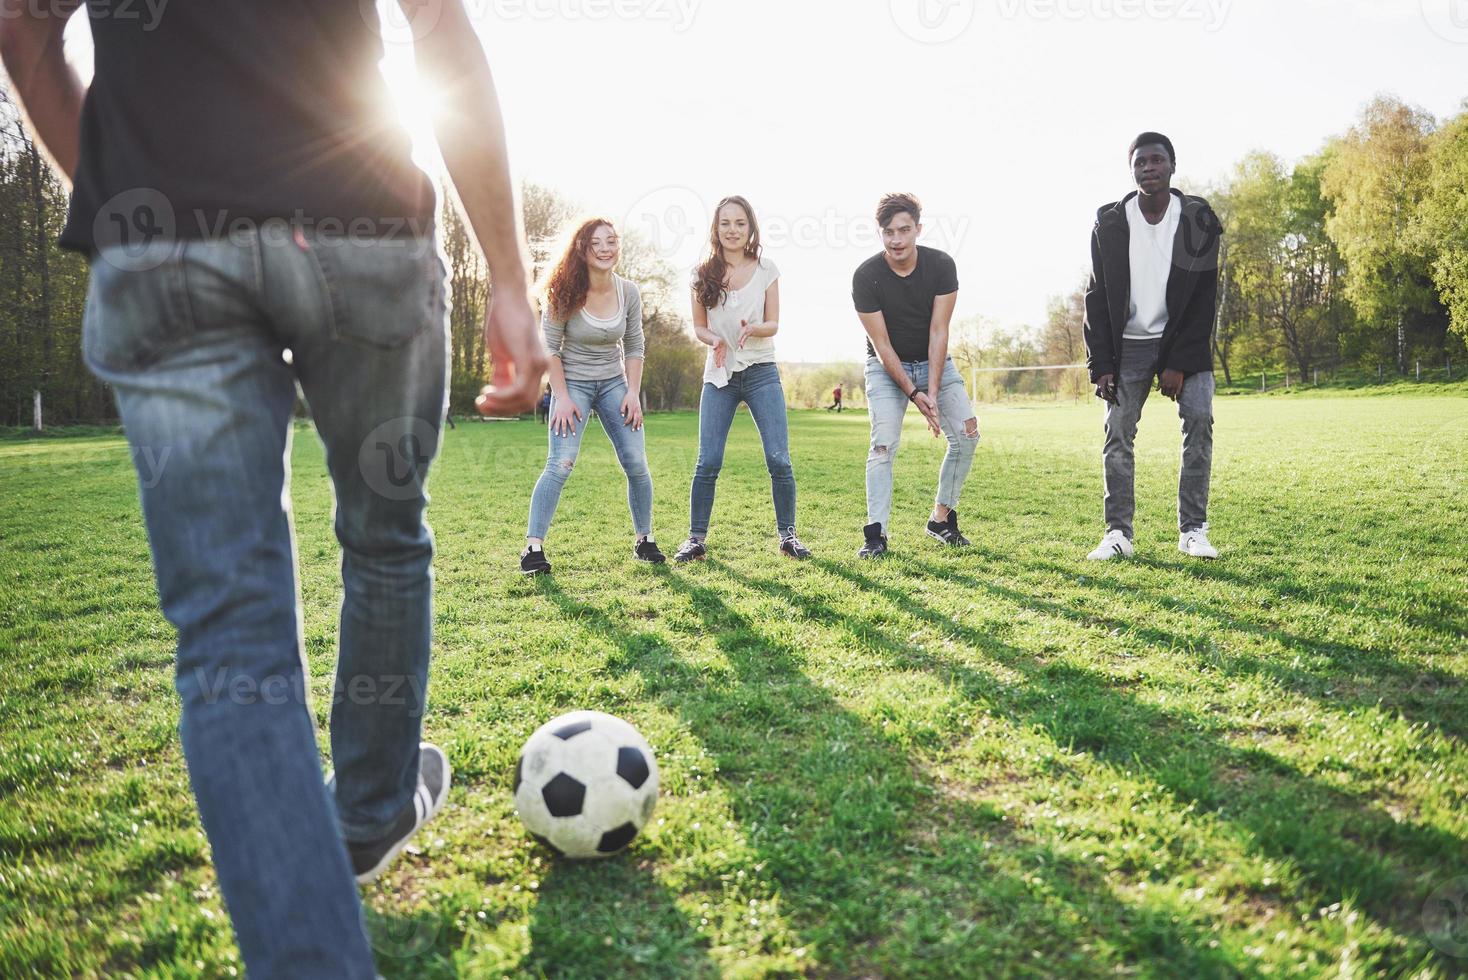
[{"x1": 513, "y1": 710, "x2": 659, "y2": 858}]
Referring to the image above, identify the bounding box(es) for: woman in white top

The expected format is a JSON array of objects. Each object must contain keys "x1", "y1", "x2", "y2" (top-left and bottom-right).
[
  {"x1": 674, "y1": 196, "x2": 809, "y2": 563},
  {"x1": 521, "y1": 218, "x2": 663, "y2": 575}
]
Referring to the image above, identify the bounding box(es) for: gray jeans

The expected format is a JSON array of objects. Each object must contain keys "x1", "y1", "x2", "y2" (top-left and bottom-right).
[{"x1": 1103, "y1": 338, "x2": 1214, "y2": 537}]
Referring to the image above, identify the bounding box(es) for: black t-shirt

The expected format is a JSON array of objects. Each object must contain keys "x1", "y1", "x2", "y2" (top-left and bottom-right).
[
  {"x1": 60, "y1": 0, "x2": 436, "y2": 254},
  {"x1": 852, "y1": 246, "x2": 960, "y2": 361}
]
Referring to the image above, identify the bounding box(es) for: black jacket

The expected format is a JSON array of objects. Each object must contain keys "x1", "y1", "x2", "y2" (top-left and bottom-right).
[{"x1": 1083, "y1": 190, "x2": 1222, "y2": 382}]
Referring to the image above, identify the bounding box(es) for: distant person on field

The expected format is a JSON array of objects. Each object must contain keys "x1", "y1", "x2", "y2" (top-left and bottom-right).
[
  {"x1": 0, "y1": 0, "x2": 546, "y2": 975},
  {"x1": 1083, "y1": 132, "x2": 1222, "y2": 561},
  {"x1": 853, "y1": 192, "x2": 979, "y2": 559},
  {"x1": 827, "y1": 381, "x2": 843, "y2": 412},
  {"x1": 537, "y1": 383, "x2": 552, "y2": 424},
  {"x1": 520, "y1": 218, "x2": 664, "y2": 576},
  {"x1": 675, "y1": 195, "x2": 810, "y2": 563}
]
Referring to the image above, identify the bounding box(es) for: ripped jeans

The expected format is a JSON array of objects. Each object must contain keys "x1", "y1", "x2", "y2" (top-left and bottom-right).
[
  {"x1": 864, "y1": 355, "x2": 979, "y2": 533},
  {"x1": 527, "y1": 374, "x2": 653, "y2": 540}
]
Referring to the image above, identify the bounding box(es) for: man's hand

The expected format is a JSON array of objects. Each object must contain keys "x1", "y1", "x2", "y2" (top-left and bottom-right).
[
  {"x1": 913, "y1": 391, "x2": 942, "y2": 437},
  {"x1": 620, "y1": 389, "x2": 643, "y2": 430},
  {"x1": 475, "y1": 288, "x2": 547, "y2": 417},
  {"x1": 1159, "y1": 368, "x2": 1185, "y2": 401},
  {"x1": 1094, "y1": 373, "x2": 1118, "y2": 404}
]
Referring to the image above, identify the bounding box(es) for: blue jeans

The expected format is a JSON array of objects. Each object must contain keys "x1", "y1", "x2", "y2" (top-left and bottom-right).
[
  {"x1": 690, "y1": 361, "x2": 796, "y2": 538},
  {"x1": 864, "y1": 356, "x2": 979, "y2": 532},
  {"x1": 526, "y1": 374, "x2": 653, "y2": 540},
  {"x1": 82, "y1": 229, "x2": 449, "y2": 979}
]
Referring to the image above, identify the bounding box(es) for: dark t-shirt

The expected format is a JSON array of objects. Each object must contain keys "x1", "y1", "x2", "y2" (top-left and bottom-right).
[
  {"x1": 852, "y1": 246, "x2": 960, "y2": 361},
  {"x1": 60, "y1": 0, "x2": 436, "y2": 254}
]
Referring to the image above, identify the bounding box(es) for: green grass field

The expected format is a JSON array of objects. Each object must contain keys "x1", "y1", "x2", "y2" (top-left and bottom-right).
[{"x1": 2, "y1": 389, "x2": 1466, "y2": 978}]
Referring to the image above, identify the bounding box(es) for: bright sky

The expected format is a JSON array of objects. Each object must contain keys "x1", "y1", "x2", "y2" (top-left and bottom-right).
[{"x1": 65, "y1": 0, "x2": 1468, "y2": 363}]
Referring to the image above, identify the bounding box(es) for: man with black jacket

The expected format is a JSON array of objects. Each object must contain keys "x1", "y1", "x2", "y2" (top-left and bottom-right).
[{"x1": 1083, "y1": 132, "x2": 1222, "y2": 561}]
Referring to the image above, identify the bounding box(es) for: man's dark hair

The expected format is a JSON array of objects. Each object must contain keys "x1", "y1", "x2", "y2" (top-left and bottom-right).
[
  {"x1": 876, "y1": 192, "x2": 922, "y2": 229},
  {"x1": 1128, "y1": 132, "x2": 1176, "y2": 165}
]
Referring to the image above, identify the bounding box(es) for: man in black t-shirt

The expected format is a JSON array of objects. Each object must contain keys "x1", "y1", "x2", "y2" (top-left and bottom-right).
[
  {"x1": 2, "y1": 2, "x2": 546, "y2": 976},
  {"x1": 852, "y1": 193, "x2": 979, "y2": 558}
]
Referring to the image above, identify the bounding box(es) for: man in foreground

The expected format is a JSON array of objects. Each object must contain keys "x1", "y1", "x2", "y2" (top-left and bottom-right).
[{"x1": 1, "y1": 0, "x2": 545, "y2": 974}]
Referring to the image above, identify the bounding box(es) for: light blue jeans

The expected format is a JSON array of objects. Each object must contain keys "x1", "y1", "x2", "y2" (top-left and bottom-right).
[
  {"x1": 527, "y1": 374, "x2": 653, "y2": 540},
  {"x1": 690, "y1": 361, "x2": 796, "y2": 538},
  {"x1": 83, "y1": 228, "x2": 449, "y2": 979},
  {"x1": 864, "y1": 356, "x2": 979, "y2": 532}
]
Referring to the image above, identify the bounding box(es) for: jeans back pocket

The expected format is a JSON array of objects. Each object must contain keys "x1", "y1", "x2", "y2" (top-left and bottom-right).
[{"x1": 308, "y1": 237, "x2": 441, "y2": 351}]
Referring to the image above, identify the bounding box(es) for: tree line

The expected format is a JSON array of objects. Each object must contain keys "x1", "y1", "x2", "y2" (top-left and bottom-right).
[{"x1": 2, "y1": 89, "x2": 1465, "y2": 425}]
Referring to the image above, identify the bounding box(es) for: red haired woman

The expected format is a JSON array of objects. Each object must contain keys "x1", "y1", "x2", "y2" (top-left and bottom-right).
[{"x1": 521, "y1": 218, "x2": 663, "y2": 575}]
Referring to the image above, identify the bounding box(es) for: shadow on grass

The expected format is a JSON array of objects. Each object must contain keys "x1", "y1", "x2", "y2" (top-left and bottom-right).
[
  {"x1": 1012, "y1": 552, "x2": 1468, "y2": 744},
  {"x1": 522, "y1": 857, "x2": 720, "y2": 980},
  {"x1": 757, "y1": 555, "x2": 1466, "y2": 955},
  {"x1": 534, "y1": 572, "x2": 1243, "y2": 977}
]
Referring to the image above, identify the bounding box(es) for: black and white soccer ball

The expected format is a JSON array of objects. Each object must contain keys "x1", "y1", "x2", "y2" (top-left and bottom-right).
[{"x1": 513, "y1": 710, "x2": 659, "y2": 859}]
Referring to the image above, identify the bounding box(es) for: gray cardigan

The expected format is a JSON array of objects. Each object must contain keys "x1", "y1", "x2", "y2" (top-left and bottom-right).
[{"x1": 542, "y1": 275, "x2": 645, "y2": 381}]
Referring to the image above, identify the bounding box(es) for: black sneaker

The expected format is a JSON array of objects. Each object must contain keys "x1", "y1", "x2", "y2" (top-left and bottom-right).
[
  {"x1": 857, "y1": 522, "x2": 888, "y2": 559},
  {"x1": 634, "y1": 538, "x2": 666, "y2": 563},
  {"x1": 327, "y1": 742, "x2": 452, "y2": 885},
  {"x1": 926, "y1": 510, "x2": 970, "y2": 547},
  {"x1": 673, "y1": 537, "x2": 707, "y2": 563},
  {"x1": 779, "y1": 532, "x2": 811, "y2": 559},
  {"x1": 520, "y1": 544, "x2": 551, "y2": 576}
]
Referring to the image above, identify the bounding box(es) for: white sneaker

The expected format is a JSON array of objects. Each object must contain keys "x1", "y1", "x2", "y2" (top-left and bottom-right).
[
  {"x1": 1087, "y1": 529, "x2": 1134, "y2": 561},
  {"x1": 1178, "y1": 527, "x2": 1219, "y2": 559}
]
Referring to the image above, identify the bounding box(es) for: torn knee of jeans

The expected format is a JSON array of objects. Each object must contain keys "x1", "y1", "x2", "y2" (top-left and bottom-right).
[
  {"x1": 963, "y1": 417, "x2": 979, "y2": 440},
  {"x1": 557, "y1": 458, "x2": 575, "y2": 474},
  {"x1": 871, "y1": 444, "x2": 890, "y2": 457}
]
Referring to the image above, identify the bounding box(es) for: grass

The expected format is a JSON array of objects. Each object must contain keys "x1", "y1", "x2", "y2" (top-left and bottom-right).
[{"x1": 1, "y1": 390, "x2": 1466, "y2": 978}]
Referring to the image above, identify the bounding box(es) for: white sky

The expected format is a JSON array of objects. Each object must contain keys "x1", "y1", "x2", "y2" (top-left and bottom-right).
[{"x1": 65, "y1": 0, "x2": 1468, "y2": 362}]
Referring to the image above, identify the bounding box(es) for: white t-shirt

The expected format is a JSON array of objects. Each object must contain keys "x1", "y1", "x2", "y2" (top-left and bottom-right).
[
  {"x1": 1123, "y1": 194, "x2": 1181, "y2": 340},
  {"x1": 701, "y1": 256, "x2": 780, "y2": 388}
]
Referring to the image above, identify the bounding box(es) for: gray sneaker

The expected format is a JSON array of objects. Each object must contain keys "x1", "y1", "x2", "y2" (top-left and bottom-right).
[{"x1": 327, "y1": 743, "x2": 451, "y2": 885}]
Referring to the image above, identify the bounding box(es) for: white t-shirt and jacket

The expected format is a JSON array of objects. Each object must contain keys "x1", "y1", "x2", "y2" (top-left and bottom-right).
[
  {"x1": 1122, "y1": 194, "x2": 1181, "y2": 341},
  {"x1": 700, "y1": 256, "x2": 780, "y2": 388}
]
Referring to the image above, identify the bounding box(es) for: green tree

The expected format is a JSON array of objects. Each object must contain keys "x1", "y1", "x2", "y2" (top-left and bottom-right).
[
  {"x1": 1412, "y1": 102, "x2": 1468, "y2": 345},
  {"x1": 1320, "y1": 95, "x2": 1439, "y2": 372}
]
